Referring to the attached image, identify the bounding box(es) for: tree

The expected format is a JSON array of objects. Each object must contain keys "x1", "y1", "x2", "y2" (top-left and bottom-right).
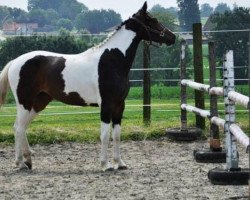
[
  {"x1": 58, "y1": 0, "x2": 87, "y2": 21},
  {"x1": 149, "y1": 8, "x2": 176, "y2": 31},
  {"x1": 28, "y1": 8, "x2": 47, "y2": 27},
  {"x1": 57, "y1": 18, "x2": 73, "y2": 31},
  {"x1": 75, "y1": 9, "x2": 122, "y2": 33},
  {"x1": 200, "y1": 3, "x2": 213, "y2": 17},
  {"x1": 214, "y1": 3, "x2": 231, "y2": 14},
  {"x1": 151, "y1": 5, "x2": 178, "y2": 19},
  {"x1": 0, "y1": 6, "x2": 10, "y2": 27},
  {"x1": 177, "y1": 0, "x2": 201, "y2": 31},
  {"x1": 27, "y1": 0, "x2": 88, "y2": 20},
  {"x1": 233, "y1": 3, "x2": 238, "y2": 9},
  {"x1": 166, "y1": 7, "x2": 178, "y2": 18},
  {"x1": 210, "y1": 7, "x2": 250, "y2": 84},
  {"x1": 151, "y1": 4, "x2": 167, "y2": 13},
  {"x1": 28, "y1": 0, "x2": 63, "y2": 11},
  {"x1": 149, "y1": 4, "x2": 178, "y2": 23},
  {"x1": 44, "y1": 9, "x2": 59, "y2": 26},
  {"x1": 8, "y1": 7, "x2": 29, "y2": 23}
]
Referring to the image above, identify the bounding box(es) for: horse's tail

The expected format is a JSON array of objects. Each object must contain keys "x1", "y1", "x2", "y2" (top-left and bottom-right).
[{"x1": 0, "y1": 61, "x2": 12, "y2": 107}]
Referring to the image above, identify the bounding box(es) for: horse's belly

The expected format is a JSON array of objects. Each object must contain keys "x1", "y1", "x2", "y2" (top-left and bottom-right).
[
  {"x1": 78, "y1": 84, "x2": 100, "y2": 104},
  {"x1": 61, "y1": 67, "x2": 101, "y2": 106}
]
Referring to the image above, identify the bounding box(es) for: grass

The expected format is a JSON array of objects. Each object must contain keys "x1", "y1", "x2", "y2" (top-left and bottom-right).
[
  {"x1": 0, "y1": 96, "x2": 249, "y2": 145},
  {"x1": 0, "y1": 99, "x2": 182, "y2": 144}
]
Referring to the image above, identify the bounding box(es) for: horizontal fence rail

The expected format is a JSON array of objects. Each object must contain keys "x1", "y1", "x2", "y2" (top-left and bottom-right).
[
  {"x1": 229, "y1": 124, "x2": 250, "y2": 149},
  {"x1": 181, "y1": 104, "x2": 210, "y2": 118},
  {"x1": 181, "y1": 80, "x2": 210, "y2": 92},
  {"x1": 228, "y1": 91, "x2": 249, "y2": 109}
]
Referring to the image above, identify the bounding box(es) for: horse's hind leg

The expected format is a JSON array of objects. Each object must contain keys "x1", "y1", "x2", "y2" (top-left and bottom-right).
[
  {"x1": 14, "y1": 105, "x2": 37, "y2": 169},
  {"x1": 15, "y1": 92, "x2": 51, "y2": 170},
  {"x1": 112, "y1": 101, "x2": 127, "y2": 170}
]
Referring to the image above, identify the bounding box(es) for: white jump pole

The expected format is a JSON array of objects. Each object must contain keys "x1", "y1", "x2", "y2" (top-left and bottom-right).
[{"x1": 223, "y1": 50, "x2": 239, "y2": 170}]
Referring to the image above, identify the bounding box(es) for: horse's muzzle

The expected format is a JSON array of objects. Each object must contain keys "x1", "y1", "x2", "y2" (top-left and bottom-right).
[{"x1": 167, "y1": 34, "x2": 176, "y2": 46}]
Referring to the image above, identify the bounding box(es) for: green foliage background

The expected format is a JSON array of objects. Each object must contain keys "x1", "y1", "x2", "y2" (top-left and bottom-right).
[
  {"x1": 210, "y1": 7, "x2": 250, "y2": 84},
  {"x1": 0, "y1": 30, "x2": 89, "y2": 67}
]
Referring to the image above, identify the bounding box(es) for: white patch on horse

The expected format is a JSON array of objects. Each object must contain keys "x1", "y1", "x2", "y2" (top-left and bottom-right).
[
  {"x1": 61, "y1": 26, "x2": 136, "y2": 106},
  {"x1": 62, "y1": 54, "x2": 101, "y2": 105},
  {"x1": 100, "y1": 122, "x2": 112, "y2": 170},
  {"x1": 112, "y1": 124, "x2": 126, "y2": 168},
  {"x1": 98, "y1": 26, "x2": 136, "y2": 55},
  {"x1": 14, "y1": 105, "x2": 37, "y2": 169}
]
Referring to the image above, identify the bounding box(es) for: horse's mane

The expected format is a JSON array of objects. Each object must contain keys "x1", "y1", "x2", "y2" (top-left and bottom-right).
[{"x1": 91, "y1": 20, "x2": 128, "y2": 49}]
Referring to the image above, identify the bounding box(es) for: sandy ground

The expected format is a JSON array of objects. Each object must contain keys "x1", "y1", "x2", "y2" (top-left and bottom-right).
[{"x1": 0, "y1": 139, "x2": 249, "y2": 200}]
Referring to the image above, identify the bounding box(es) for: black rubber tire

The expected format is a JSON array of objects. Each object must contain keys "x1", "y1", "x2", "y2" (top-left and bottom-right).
[
  {"x1": 193, "y1": 149, "x2": 226, "y2": 163},
  {"x1": 208, "y1": 168, "x2": 250, "y2": 185},
  {"x1": 166, "y1": 128, "x2": 202, "y2": 141}
]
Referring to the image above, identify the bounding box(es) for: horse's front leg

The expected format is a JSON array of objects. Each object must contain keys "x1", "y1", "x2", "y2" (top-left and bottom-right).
[
  {"x1": 112, "y1": 101, "x2": 127, "y2": 170},
  {"x1": 112, "y1": 124, "x2": 127, "y2": 169},
  {"x1": 100, "y1": 104, "x2": 113, "y2": 171}
]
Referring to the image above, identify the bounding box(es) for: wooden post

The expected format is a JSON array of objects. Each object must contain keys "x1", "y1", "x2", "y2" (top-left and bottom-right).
[
  {"x1": 193, "y1": 23, "x2": 205, "y2": 130},
  {"x1": 180, "y1": 40, "x2": 187, "y2": 131},
  {"x1": 143, "y1": 42, "x2": 151, "y2": 125},
  {"x1": 248, "y1": 32, "x2": 250, "y2": 105},
  {"x1": 248, "y1": 32, "x2": 250, "y2": 195},
  {"x1": 209, "y1": 41, "x2": 220, "y2": 150}
]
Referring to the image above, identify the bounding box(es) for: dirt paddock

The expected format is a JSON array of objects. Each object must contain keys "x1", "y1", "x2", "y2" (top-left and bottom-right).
[{"x1": 0, "y1": 139, "x2": 249, "y2": 200}]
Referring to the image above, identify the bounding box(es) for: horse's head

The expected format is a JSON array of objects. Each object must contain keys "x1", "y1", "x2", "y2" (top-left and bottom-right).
[{"x1": 126, "y1": 2, "x2": 176, "y2": 46}]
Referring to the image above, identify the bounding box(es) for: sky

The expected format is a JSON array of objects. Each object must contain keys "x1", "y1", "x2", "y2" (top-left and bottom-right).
[{"x1": 0, "y1": 0, "x2": 249, "y2": 20}]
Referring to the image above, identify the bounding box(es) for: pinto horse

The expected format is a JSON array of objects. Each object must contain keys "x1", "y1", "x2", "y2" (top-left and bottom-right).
[{"x1": 0, "y1": 2, "x2": 175, "y2": 171}]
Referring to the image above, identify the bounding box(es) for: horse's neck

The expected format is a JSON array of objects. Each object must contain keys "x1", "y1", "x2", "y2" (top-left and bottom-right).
[{"x1": 99, "y1": 26, "x2": 141, "y2": 72}]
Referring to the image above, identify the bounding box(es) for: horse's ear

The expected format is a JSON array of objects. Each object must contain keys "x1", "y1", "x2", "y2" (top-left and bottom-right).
[{"x1": 141, "y1": 1, "x2": 147, "y2": 13}]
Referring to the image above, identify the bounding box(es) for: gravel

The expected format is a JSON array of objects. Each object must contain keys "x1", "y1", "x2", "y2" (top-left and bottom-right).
[{"x1": 0, "y1": 140, "x2": 249, "y2": 200}]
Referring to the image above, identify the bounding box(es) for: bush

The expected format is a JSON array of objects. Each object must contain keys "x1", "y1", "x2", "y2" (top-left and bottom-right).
[{"x1": 0, "y1": 31, "x2": 88, "y2": 69}]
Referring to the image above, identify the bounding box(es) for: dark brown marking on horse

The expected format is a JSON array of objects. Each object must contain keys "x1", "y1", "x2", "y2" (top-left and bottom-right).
[{"x1": 17, "y1": 55, "x2": 87, "y2": 112}]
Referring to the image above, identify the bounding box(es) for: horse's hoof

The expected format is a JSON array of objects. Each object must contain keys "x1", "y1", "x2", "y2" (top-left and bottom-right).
[
  {"x1": 102, "y1": 166, "x2": 115, "y2": 172},
  {"x1": 118, "y1": 165, "x2": 128, "y2": 170},
  {"x1": 101, "y1": 161, "x2": 114, "y2": 172},
  {"x1": 29, "y1": 149, "x2": 35, "y2": 155},
  {"x1": 105, "y1": 167, "x2": 115, "y2": 172},
  {"x1": 24, "y1": 161, "x2": 32, "y2": 170},
  {"x1": 17, "y1": 162, "x2": 30, "y2": 171}
]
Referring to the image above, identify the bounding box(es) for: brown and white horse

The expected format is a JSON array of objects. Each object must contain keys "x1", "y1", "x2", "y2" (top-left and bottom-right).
[{"x1": 0, "y1": 2, "x2": 175, "y2": 171}]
